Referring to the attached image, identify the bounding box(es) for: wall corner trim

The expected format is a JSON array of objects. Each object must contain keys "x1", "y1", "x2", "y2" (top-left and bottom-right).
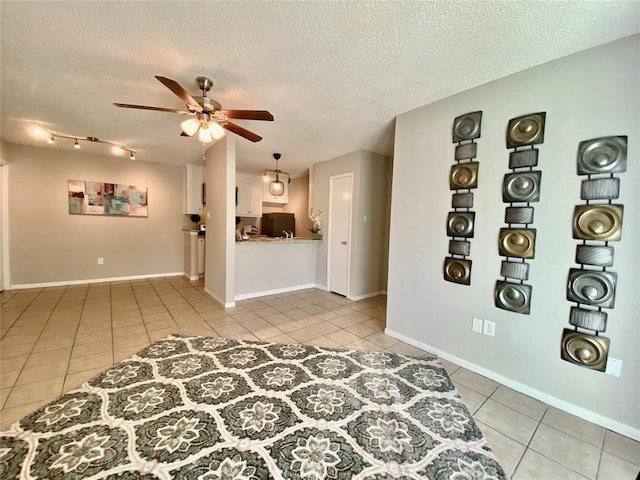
[{"x1": 204, "y1": 287, "x2": 235, "y2": 309}]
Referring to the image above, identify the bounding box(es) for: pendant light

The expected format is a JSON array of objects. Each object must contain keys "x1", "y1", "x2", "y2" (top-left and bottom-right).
[{"x1": 264, "y1": 153, "x2": 290, "y2": 197}]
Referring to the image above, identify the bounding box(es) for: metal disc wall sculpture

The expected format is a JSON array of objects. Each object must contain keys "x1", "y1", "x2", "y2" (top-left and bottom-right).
[
  {"x1": 561, "y1": 135, "x2": 627, "y2": 371},
  {"x1": 495, "y1": 112, "x2": 546, "y2": 314},
  {"x1": 444, "y1": 111, "x2": 482, "y2": 285}
]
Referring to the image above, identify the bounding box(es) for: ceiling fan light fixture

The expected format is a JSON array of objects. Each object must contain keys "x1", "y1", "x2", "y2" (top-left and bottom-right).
[
  {"x1": 48, "y1": 134, "x2": 55, "y2": 144},
  {"x1": 207, "y1": 121, "x2": 225, "y2": 140},
  {"x1": 129, "y1": 151, "x2": 136, "y2": 161},
  {"x1": 74, "y1": 138, "x2": 81, "y2": 149},
  {"x1": 198, "y1": 126, "x2": 214, "y2": 144},
  {"x1": 181, "y1": 117, "x2": 200, "y2": 136}
]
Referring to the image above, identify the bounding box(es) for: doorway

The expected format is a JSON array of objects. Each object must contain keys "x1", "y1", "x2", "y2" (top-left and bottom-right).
[{"x1": 327, "y1": 173, "x2": 353, "y2": 296}]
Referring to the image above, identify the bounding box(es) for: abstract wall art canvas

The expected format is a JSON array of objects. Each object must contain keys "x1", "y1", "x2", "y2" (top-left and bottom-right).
[{"x1": 68, "y1": 179, "x2": 148, "y2": 217}]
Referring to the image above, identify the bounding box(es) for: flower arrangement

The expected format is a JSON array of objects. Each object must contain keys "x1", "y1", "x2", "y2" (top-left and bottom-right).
[{"x1": 309, "y1": 208, "x2": 322, "y2": 233}]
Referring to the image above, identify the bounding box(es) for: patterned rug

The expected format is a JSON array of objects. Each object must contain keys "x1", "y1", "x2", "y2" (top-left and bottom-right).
[{"x1": 0, "y1": 335, "x2": 507, "y2": 479}]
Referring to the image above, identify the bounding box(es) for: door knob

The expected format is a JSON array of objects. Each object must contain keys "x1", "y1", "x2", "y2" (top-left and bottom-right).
[{"x1": 341, "y1": 241, "x2": 347, "y2": 245}]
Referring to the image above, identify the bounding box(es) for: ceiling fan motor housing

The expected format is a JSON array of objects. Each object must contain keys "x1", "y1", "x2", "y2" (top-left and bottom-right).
[{"x1": 197, "y1": 96, "x2": 222, "y2": 113}]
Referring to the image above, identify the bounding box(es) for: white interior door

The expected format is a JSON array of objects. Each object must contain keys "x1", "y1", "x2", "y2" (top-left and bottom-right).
[{"x1": 328, "y1": 173, "x2": 352, "y2": 296}]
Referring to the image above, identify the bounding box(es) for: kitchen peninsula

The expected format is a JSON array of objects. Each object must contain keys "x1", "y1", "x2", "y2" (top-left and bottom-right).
[{"x1": 235, "y1": 237, "x2": 321, "y2": 300}]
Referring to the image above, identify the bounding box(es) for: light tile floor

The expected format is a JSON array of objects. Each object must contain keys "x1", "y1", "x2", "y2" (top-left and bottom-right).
[{"x1": 1, "y1": 277, "x2": 639, "y2": 479}]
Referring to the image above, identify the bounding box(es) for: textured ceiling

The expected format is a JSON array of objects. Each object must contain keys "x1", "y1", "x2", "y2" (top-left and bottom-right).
[{"x1": 1, "y1": 1, "x2": 639, "y2": 177}]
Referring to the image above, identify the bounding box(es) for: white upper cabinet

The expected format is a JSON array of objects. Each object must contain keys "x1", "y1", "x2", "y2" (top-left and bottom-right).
[
  {"x1": 236, "y1": 173, "x2": 263, "y2": 217},
  {"x1": 184, "y1": 164, "x2": 205, "y2": 215},
  {"x1": 262, "y1": 172, "x2": 289, "y2": 204}
]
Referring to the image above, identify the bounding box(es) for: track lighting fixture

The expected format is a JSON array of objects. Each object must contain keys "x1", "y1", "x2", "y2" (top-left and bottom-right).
[
  {"x1": 33, "y1": 127, "x2": 136, "y2": 160},
  {"x1": 263, "y1": 153, "x2": 290, "y2": 196}
]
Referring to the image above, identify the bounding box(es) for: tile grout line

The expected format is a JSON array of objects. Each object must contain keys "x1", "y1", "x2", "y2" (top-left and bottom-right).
[
  {"x1": 3, "y1": 286, "x2": 67, "y2": 410},
  {"x1": 510, "y1": 405, "x2": 549, "y2": 479},
  {"x1": 62, "y1": 285, "x2": 90, "y2": 394}
]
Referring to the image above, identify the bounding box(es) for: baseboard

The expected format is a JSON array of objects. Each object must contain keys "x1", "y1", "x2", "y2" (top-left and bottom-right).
[
  {"x1": 384, "y1": 328, "x2": 640, "y2": 442},
  {"x1": 10, "y1": 272, "x2": 185, "y2": 290},
  {"x1": 183, "y1": 273, "x2": 199, "y2": 281},
  {"x1": 347, "y1": 290, "x2": 385, "y2": 301},
  {"x1": 203, "y1": 287, "x2": 235, "y2": 308},
  {"x1": 234, "y1": 283, "x2": 318, "y2": 301}
]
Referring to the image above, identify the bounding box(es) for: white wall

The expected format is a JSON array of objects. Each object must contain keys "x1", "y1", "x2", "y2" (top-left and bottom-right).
[
  {"x1": 313, "y1": 151, "x2": 361, "y2": 291},
  {"x1": 0, "y1": 140, "x2": 9, "y2": 291},
  {"x1": 0, "y1": 154, "x2": 6, "y2": 291},
  {"x1": 204, "y1": 136, "x2": 236, "y2": 307},
  {"x1": 387, "y1": 35, "x2": 639, "y2": 438},
  {"x1": 5, "y1": 143, "x2": 188, "y2": 286},
  {"x1": 235, "y1": 242, "x2": 318, "y2": 299},
  {"x1": 313, "y1": 150, "x2": 391, "y2": 298},
  {"x1": 355, "y1": 151, "x2": 392, "y2": 297},
  {"x1": 282, "y1": 174, "x2": 312, "y2": 236}
]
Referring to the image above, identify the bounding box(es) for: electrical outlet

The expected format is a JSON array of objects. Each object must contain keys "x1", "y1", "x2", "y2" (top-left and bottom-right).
[
  {"x1": 97, "y1": 257, "x2": 104, "y2": 265},
  {"x1": 605, "y1": 357, "x2": 622, "y2": 377},
  {"x1": 483, "y1": 320, "x2": 496, "y2": 337},
  {"x1": 472, "y1": 317, "x2": 483, "y2": 333}
]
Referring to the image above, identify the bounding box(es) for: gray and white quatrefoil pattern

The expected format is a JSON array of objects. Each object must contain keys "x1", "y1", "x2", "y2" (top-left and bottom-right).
[{"x1": 0, "y1": 335, "x2": 506, "y2": 479}]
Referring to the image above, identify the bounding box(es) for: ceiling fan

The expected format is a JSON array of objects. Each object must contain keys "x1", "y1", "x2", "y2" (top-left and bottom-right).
[{"x1": 114, "y1": 76, "x2": 273, "y2": 143}]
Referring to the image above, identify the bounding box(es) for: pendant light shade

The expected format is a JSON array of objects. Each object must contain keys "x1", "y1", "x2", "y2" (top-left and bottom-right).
[
  {"x1": 264, "y1": 153, "x2": 290, "y2": 197},
  {"x1": 269, "y1": 177, "x2": 285, "y2": 196}
]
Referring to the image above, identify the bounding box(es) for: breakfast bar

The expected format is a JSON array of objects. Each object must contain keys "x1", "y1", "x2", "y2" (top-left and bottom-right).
[{"x1": 235, "y1": 238, "x2": 321, "y2": 300}]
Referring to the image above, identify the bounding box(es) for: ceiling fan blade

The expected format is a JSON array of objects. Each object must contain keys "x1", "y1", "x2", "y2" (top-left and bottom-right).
[
  {"x1": 114, "y1": 103, "x2": 192, "y2": 114},
  {"x1": 221, "y1": 110, "x2": 274, "y2": 121},
  {"x1": 155, "y1": 76, "x2": 202, "y2": 112},
  {"x1": 224, "y1": 121, "x2": 263, "y2": 142}
]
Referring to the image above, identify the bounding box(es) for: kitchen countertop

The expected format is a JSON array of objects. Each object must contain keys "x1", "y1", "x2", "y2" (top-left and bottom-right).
[
  {"x1": 236, "y1": 237, "x2": 321, "y2": 244},
  {"x1": 183, "y1": 228, "x2": 206, "y2": 236}
]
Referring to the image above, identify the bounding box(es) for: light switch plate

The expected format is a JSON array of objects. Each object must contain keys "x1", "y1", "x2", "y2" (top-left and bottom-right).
[
  {"x1": 483, "y1": 320, "x2": 496, "y2": 337},
  {"x1": 472, "y1": 317, "x2": 483, "y2": 333},
  {"x1": 605, "y1": 357, "x2": 622, "y2": 377}
]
